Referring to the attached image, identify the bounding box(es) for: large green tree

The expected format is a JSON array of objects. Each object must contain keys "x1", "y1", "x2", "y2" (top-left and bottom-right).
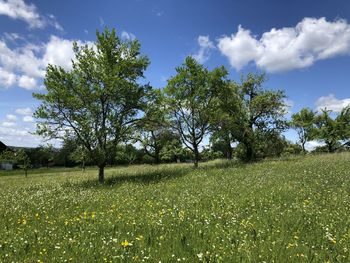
[
  {"x1": 136, "y1": 89, "x2": 173, "y2": 163},
  {"x1": 314, "y1": 108, "x2": 350, "y2": 153},
  {"x1": 212, "y1": 73, "x2": 287, "y2": 161},
  {"x1": 33, "y1": 28, "x2": 150, "y2": 182},
  {"x1": 291, "y1": 108, "x2": 316, "y2": 153},
  {"x1": 165, "y1": 57, "x2": 226, "y2": 167}
]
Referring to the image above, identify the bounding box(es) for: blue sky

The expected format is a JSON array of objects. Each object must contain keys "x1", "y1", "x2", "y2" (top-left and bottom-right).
[{"x1": 0, "y1": 0, "x2": 350, "y2": 148}]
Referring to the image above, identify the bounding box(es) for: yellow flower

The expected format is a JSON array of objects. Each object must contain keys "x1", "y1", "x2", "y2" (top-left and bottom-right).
[{"x1": 121, "y1": 240, "x2": 132, "y2": 248}]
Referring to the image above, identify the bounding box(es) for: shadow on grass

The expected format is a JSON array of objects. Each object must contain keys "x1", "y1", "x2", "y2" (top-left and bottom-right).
[
  {"x1": 65, "y1": 159, "x2": 245, "y2": 189},
  {"x1": 71, "y1": 167, "x2": 191, "y2": 189}
]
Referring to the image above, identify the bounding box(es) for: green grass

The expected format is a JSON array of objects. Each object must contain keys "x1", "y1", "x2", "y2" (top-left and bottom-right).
[{"x1": 1, "y1": 153, "x2": 350, "y2": 262}]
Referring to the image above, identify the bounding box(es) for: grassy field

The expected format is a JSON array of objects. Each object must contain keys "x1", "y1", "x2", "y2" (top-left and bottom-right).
[{"x1": 1, "y1": 153, "x2": 350, "y2": 262}]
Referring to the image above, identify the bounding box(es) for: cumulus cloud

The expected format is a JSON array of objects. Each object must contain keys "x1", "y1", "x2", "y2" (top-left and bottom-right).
[
  {"x1": 193, "y1": 35, "x2": 215, "y2": 64},
  {"x1": 22, "y1": 115, "x2": 34, "y2": 122},
  {"x1": 6, "y1": 114, "x2": 16, "y2": 121},
  {"x1": 217, "y1": 17, "x2": 350, "y2": 72},
  {"x1": 315, "y1": 94, "x2": 350, "y2": 112},
  {"x1": 121, "y1": 31, "x2": 136, "y2": 41},
  {"x1": 305, "y1": 140, "x2": 325, "y2": 152},
  {"x1": 15, "y1": 107, "x2": 32, "y2": 115},
  {"x1": 42, "y1": 36, "x2": 78, "y2": 70},
  {"x1": 18, "y1": 75, "x2": 37, "y2": 89},
  {"x1": 1, "y1": 121, "x2": 16, "y2": 127},
  {"x1": 0, "y1": 35, "x2": 92, "y2": 89},
  {"x1": 0, "y1": 67, "x2": 16, "y2": 87},
  {"x1": 0, "y1": 0, "x2": 62, "y2": 30},
  {"x1": 0, "y1": 126, "x2": 56, "y2": 147}
]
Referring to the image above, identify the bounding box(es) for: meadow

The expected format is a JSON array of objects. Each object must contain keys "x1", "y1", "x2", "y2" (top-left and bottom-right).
[{"x1": 0, "y1": 153, "x2": 350, "y2": 262}]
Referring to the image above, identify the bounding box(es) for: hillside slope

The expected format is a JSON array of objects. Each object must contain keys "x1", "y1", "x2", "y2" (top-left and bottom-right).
[{"x1": 1, "y1": 153, "x2": 350, "y2": 262}]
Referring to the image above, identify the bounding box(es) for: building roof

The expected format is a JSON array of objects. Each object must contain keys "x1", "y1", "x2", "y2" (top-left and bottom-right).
[{"x1": 0, "y1": 141, "x2": 7, "y2": 153}]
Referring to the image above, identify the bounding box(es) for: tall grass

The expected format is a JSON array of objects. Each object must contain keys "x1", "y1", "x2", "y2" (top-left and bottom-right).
[{"x1": 1, "y1": 153, "x2": 350, "y2": 262}]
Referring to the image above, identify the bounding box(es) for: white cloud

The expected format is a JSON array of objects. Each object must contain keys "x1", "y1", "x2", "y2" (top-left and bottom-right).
[
  {"x1": 315, "y1": 94, "x2": 350, "y2": 112},
  {"x1": 22, "y1": 115, "x2": 34, "y2": 122},
  {"x1": 18, "y1": 75, "x2": 37, "y2": 89},
  {"x1": 121, "y1": 31, "x2": 136, "y2": 41},
  {"x1": 193, "y1": 35, "x2": 215, "y2": 64},
  {"x1": 1, "y1": 121, "x2": 16, "y2": 127},
  {"x1": 217, "y1": 17, "x2": 350, "y2": 72},
  {"x1": 305, "y1": 140, "x2": 325, "y2": 151},
  {"x1": 218, "y1": 26, "x2": 261, "y2": 70},
  {"x1": 42, "y1": 36, "x2": 77, "y2": 70},
  {"x1": 0, "y1": 35, "x2": 92, "y2": 89},
  {"x1": 6, "y1": 114, "x2": 16, "y2": 121},
  {"x1": 0, "y1": 67, "x2": 16, "y2": 87},
  {"x1": 0, "y1": 126, "x2": 59, "y2": 147},
  {"x1": 0, "y1": 0, "x2": 62, "y2": 30},
  {"x1": 15, "y1": 107, "x2": 32, "y2": 115}
]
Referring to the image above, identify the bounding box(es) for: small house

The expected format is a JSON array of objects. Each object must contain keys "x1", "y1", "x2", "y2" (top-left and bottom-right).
[{"x1": 0, "y1": 141, "x2": 14, "y2": 170}]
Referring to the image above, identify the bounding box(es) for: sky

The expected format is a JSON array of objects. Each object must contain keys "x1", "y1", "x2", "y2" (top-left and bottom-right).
[{"x1": 0, "y1": 0, "x2": 350, "y2": 149}]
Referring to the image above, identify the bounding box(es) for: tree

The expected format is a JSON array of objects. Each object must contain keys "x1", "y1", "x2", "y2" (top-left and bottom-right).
[
  {"x1": 291, "y1": 108, "x2": 316, "y2": 153},
  {"x1": 0, "y1": 149, "x2": 31, "y2": 177},
  {"x1": 38, "y1": 144, "x2": 55, "y2": 168},
  {"x1": 209, "y1": 81, "x2": 240, "y2": 160},
  {"x1": 314, "y1": 108, "x2": 350, "y2": 153},
  {"x1": 337, "y1": 106, "x2": 350, "y2": 145},
  {"x1": 136, "y1": 89, "x2": 171, "y2": 163},
  {"x1": 212, "y1": 73, "x2": 287, "y2": 161},
  {"x1": 33, "y1": 28, "x2": 150, "y2": 182},
  {"x1": 236, "y1": 73, "x2": 287, "y2": 161},
  {"x1": 16, "y1": 149, "x2": 31, "y2": 177},
  {"x1": 69, "y1": 144, "x2": 90, "y2": 172},
  {"x1": 159, "y1": 136, "x2": 185, "y2": 163},
  {"x1": 165, "y1": 57, "x2": 226, "y2": 167}
]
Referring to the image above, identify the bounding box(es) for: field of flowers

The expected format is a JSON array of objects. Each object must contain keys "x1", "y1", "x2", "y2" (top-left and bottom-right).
[{"x1": 1, "y1": 153, "x2": 350, "y2": 262}]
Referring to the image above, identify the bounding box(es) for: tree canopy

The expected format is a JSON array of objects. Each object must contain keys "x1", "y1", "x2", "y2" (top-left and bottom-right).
[{"x1": 34, "y1": 28, "x2": 150, "y2": 182}]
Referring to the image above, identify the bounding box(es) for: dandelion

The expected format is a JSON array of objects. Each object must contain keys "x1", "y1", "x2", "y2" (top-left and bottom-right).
[{"x1": 121, "y1": 240, "x2": 132, "y2": 248}]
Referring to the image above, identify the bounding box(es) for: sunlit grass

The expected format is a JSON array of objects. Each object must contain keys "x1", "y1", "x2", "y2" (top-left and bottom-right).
[{"x1": 1, "y1": 153, "x2": 350, "y2": 262}]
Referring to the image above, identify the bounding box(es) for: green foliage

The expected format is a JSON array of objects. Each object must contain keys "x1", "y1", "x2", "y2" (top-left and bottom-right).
[
  {"x1": 165, "y1": 57, "x2": 227, "y2": 167},
  {"x1": 314, "y1": 109, "x2": 350, "y2": 153},
  {"x1": 282, "y1": 142, "x2": 303, "y2": 156},
  {"x1": 1, "y1": 154, "x2": 350, "y2": 261},
  {"x1": 115, "y1": 144, "x2": 144, "y2": 165},
  {"x1": 291, "y1": 108, "x2": 316, "y2": 153},
  {"x1": 136, "y1": 89, "x2": 177, "y2": 163},
  {"x1": 0, "y1": 149, "x2": 31, "y2": 176},
  {"x1": 33, "y1": 28, "x2": 150, "y2": 182},
  {"x1": 0, "y1": 149, "x2": 16, "y2": 164},
  {"x1": 160, "y1": 139, "x2": 189, "y2": 163},
  {"x1": 211, "y1": 73, "x2": 287, "y2": 161}
]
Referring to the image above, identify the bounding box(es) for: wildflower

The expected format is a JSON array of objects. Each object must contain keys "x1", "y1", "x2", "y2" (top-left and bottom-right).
[
  {"x1": 135, "y1": 235, "x2": 144, "y2": 241},
  {"x1": 121, "y1": 240, "x2": 132, "y2": 248}
]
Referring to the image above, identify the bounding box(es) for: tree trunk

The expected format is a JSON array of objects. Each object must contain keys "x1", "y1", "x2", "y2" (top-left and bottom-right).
[
  {"x1": 245, "y1": 142, "x2": 254, "y2": 162},
  {"x1": 155, "y1": 149, "x2": 160, "y2": 164},
  {"x1": 82, "y1": 158, "x2": 85, "y2": 173},
  {"x1": 328, "y1": 143, "x2": 334, "y2": 153},
  {"x1": 226, "y1": 141, "x2": 233, "y2": 160},
  {"x1": 98, "y1": 166, "x2": 104, "y2": 183},
  {"x1": 224, "y1": 134, "x2": 233, "y2": 160},
  {"x1": 302, "y1": 141, "x2": 306, "y2": 154},
  {"x1": 194, "y1": 145, "x2": 199, "y2": 168}
]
